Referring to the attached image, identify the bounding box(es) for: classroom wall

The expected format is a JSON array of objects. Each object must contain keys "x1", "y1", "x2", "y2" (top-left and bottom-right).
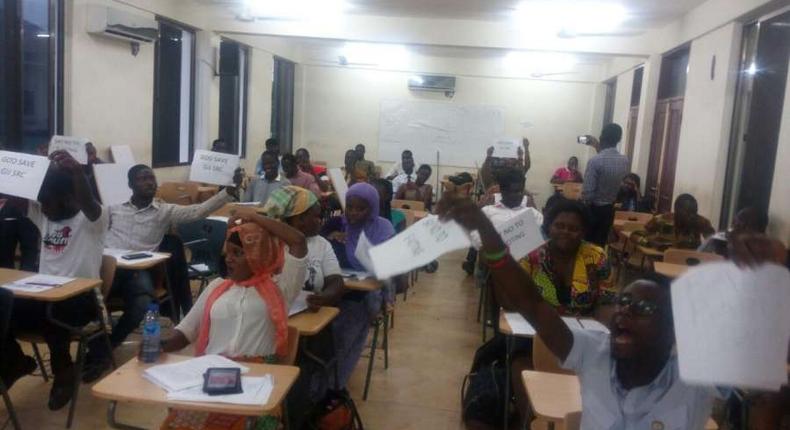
[
  {"x1": 767, "y1": 58, "x2": 790, "y2": 245},
  {"x1": 296, "y1": 65, "x2": 601, "y2": 207},
  {"x1": 611, "y1": 69, "x2": 634, "y2": 140}
]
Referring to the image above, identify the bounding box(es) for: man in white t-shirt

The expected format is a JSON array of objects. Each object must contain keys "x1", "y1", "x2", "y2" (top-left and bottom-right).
[
  {"x1": 385, "y1": 149, "x2": 414, "y2": 180},
  {"x1": 2, "y1": 151, "x2": 107, "y2": 411}
]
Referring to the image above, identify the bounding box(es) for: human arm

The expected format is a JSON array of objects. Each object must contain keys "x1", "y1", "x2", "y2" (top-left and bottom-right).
[
  {"x1": 168, "y1": 188, "x2": 235, "y2": 225},
  {"x1": 229, "y1": 211, "x2": 307, "y2": 258},
  {"x1": 307, "y1": 275, "x2": 346, "y2": 311},
  {"x1": 385, "y1": 162, "x2": 401, "y2": 180},
  {"x1": 423, "y1": 185, "x2": 433, "y2": 212},
  {"x1": 165, "y1": 277, "x2": 224, "y2": 353},
  {"x1": 436, "y1": 193, "x2": 573, "y2": 361},
  {"x1": 49, "y1": 150, "x2": 102, "y2": 221},
  {"x1": 521, "y1": 138, "x2": 531, "y2": 173}
]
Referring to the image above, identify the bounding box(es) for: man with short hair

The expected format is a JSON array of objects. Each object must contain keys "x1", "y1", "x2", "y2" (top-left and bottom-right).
[
  {"x1": 353, "y1": 143, "x2": 377, "y2": 180},
  {"x1": 211, "y1": 138, "x2": 229, "y2": 154},
  {"x1": 390, "y1": 156, "x2": 417, "y2": 194},
  {"x1": 255, "y1": 137, "x2": 282, "y2": 176},
  {"x1": 282, "y1": 153, "x2": 320, "y2": 197},
  {"x1": 386, "y1": 150, "x2": 414, "y2": 180},
  {"x1": 581, "y1": 123, "x2": 630, "y2": 246},
  {"x1": 245, "y1": 151, "x2": 291, "y2": 204}
]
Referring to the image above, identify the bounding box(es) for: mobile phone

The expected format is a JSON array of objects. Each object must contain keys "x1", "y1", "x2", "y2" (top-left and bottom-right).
[
  {"x1": 577, "y1": 135, "x2": 589, "y2": 145},
  {"x1": 121, "y1": 253, "x2": 153, "y2": 260},
  {"x1": 203, "y1": 367, "x2": 242, "y2": 395}
]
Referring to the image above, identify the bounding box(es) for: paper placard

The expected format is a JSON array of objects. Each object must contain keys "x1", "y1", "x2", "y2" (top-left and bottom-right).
[
  {"x1": 327, "y1": 168, "x2": 348, "y2": 210},
  {"x1": 93, "y1": 163, "x2": 133, "y2": 206},
  {"x1": 369, "y1": 215, "x2": 471, "y2": 279},
  {"x1": 496, "y1": 209, "x2": 545, "y2": 261},
  {"x1": 672, "y1": 262, "x2": 790, "y2": 391},
  {"x1": 0, "y1": 151, "x2": 51, "y2": 201},
  {"x1": 493, "y1": 139, "x2": 519, "y2": 159},
  {"x1": 188, "y1": 150, "x2": 240, "y2": 186},
  {"x1": 49, "y1": 135, "x2": 89, "y2": 164},
  {"x1": 110, "y1": 145, "x2": 135, "y2": 166},
  {"x1": 354, "y1": 232, "x2": 375, "y2": 273}
]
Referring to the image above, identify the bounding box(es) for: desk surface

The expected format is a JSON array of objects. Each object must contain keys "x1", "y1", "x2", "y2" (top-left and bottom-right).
[
  {"x1": 288, "y1": 306, "x2": 339, "y2": 336},
  {"x1": 498, "y1": 313, "x2": 535, "y2": 338},
  {"x1": 211, "y1": 203, "x2": 264, "y2": 218},
  {"x1": 112, "y1": 252, "x2": 171, "y2": 271},
  {"x1": 0, "y1": 268, "x2": 101, "y2": 302},
  {"x1": 91, "y1": 355, "x2": 299, "y2": 416},
  {"x1": 654, "y1": 261, "x2": 688, "y2": 279},
  {"x1": 637, "y1": 245, "x2": 664, "y2": 258},
  {"x1": 522, "y1": 371, "x2": 582, "y2": 422},
  {"x1": 344, "y1": 278, "x2": 380, "y2": 292}
]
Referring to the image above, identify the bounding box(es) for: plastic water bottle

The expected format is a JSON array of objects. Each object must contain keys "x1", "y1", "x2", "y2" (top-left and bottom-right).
[{"x1": 141, "y1": 303, "x2": 161, "y2": 363}]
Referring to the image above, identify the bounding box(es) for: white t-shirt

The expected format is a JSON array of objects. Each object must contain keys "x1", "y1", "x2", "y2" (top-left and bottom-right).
[
  {"x1": 28, "y1": 203, "x2": 109, "y2": 279},
  {"x1": 304, "y1": 236, "x2": 342, "y2": 292}
]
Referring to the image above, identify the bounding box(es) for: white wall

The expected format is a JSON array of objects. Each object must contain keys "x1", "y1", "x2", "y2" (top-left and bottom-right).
[
  {"x1": 296, "y1": 65, "x2": 601, "y2": 207},
  {"x1": 672, "y1": 23, "x2": 741, "y2": 228},
  {"x1": 611, "y1": 69, "x2": 634, "y2": 137},
  {"x1": 767, "y1": 56, "x2": 790, "y2": 245}
]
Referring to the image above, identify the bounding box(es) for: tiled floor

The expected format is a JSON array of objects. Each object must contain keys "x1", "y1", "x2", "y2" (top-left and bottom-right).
[{"x1": 4, "y1": 251, "x2": 480, "y2": 429}]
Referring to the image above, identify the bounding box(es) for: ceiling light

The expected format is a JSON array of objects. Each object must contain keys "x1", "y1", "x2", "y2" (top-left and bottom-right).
[
  {"x1": 244, "y1": 0, "x2": 349, "y2": 20},
  {"x1": 513, "y1": 1, "x2": 627, "y2": 35},
  {"x1": 503, "y1": 51, "x2": 577, "y2": 75},
  {"x1": 340, "y1": 42, "x2": 409, "y2": 68}
]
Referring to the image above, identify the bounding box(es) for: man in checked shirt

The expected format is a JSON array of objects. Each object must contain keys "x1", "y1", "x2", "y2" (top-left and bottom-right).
[{"x1": 83, "y1": 164, "x2": 242, "y2": 382}]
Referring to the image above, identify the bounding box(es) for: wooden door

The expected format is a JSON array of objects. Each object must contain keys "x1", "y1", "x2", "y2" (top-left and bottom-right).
[
  {"x1": 645, "y1": 100, "x2": 669, "y2": 200},
  {"x1": 625, "y1": 105, "x2": 639, "y2": 162},
  {"x1": 656, "y1": 98, "x2": 684, "y2": 213}
]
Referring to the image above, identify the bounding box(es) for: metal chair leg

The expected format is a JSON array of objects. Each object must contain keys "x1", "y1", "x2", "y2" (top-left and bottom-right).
[
  {"x1": 383, "y1": 314, "x2": 389, "y2": 370},
  {"x1": 1, "y1": 380, "x2": 21, "y2": 430},
  {"x1": 362, "y1": 321, "x2": 380, "y2": 401},
  {"x1": 66, "y1": 339, "x2": 88, "y2": 428},
  {"x1": 31, "y1": 342, "x2": 50, "y2": 382},
  {"x1": 476, "y1": 280, "x2": 484, "y2": 322}
]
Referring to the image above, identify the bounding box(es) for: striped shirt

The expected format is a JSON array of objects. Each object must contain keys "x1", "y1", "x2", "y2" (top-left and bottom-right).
[
  {"x1": 106, "y1": 190, "x2": 233, "y2": 252},
  {"x1": 582, "y1": 148, "x2": 630, "y2": 206}
]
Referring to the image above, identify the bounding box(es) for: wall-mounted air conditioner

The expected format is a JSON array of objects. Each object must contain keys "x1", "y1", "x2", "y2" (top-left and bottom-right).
[
  {"x1": 87, "y1": 5, "x2": 158, "y2": 44},
  {"x1": 408, "y1": 74, "x2": 456, "y2": 97}
]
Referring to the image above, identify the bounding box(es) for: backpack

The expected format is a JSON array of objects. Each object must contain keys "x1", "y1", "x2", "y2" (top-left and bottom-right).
[
  {"x1": 461, "y1": 335, "x2": 512, "y2": 428},
  {"x1": 308, "y1": 389, "x2": 364, "y2": 430}
]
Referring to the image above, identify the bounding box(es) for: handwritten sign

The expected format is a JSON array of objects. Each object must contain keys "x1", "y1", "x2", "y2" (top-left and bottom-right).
[
  {"x1": 0, "y1": 151, "x2": 51, "y2": 200},
  {"x1": 672, "y1": 262, "x2": 790, "y2": 390},
  {"x1": 493, "y1": 139, "x2": 519, "y2": 159},
  {"x1": 496, "y1": 209, "x2": 544, "y2": 260},
  {"x1": 327, "y1": 168, "x2": 348, "y2": 210},
  {"x1": 49, "y1": 135, "x2": 89, "y2": 164},
  {"x1": 110, "y1": 145, "x2": 135, "y2": 166},
  {"x1": 188, "y1": 150, "x2": 240, "y2": 186},
  {"x1": 369, "y1": 215, "x2": 471, "y2": 278},
  {"x1": 94, "y1": 163, "x2": 133, "y2": 206}
]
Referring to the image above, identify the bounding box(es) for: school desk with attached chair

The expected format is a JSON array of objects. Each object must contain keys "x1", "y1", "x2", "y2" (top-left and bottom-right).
[{"x1": 106, "y1": 251, "x2": 179, "y2": 323}]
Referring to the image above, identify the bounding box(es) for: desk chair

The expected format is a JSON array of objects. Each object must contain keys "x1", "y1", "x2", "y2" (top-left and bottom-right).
[
  {"x1": 177, "y1": 219, "x2": 227, "y2": 294},
  {"x1": 362, "y1": 305, "x2": 391, "y2": 401},
  {"x1": 609, "y1": 222, "x2": 644, "y2": 282},
  {"x1": 614, "y1": 211, "x2": 653, "y2": 224},
  {"x1": 0, "y1": 288, "x2": 21, "y2": 430},
  {"x1": 663, "y1": 248, "x2": 724, "y2": 266},
  {"x1": 392, "y1": 199, "x2": 425, "y2": 212}
]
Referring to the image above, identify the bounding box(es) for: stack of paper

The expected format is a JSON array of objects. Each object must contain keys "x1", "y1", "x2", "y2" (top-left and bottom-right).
[
  {"x1": 143, "y1": 355, "x2": 249, "y2": 393},
  {"x1": 1, "y1": 274, "x2": 75, "y2": 293},
  {"x1": 167, "y1": 375, "x2": 274, "y2": 406}
]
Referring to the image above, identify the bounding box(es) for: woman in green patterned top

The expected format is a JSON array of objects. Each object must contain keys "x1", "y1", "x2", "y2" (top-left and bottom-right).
[{"x1": 631, "y1": 193, "x2": 715, "y2": 250}]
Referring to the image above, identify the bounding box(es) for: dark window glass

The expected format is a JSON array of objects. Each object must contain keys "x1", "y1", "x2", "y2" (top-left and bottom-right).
[
  {"x1": 658, "y1": 48, "x2": 690, "y2": 99},
  {"x1": 271, "y1": 56, "x2": 295, "y2": 154},
  {"x1": 631, "y1": 67, "x2": 644, "y2": 107},
  {"x1": 218, "y1": 39, "x2": 249, "y2": 157}
]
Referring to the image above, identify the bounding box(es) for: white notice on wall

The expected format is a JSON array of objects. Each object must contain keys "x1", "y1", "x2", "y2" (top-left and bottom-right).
[
  {"x1": 493, "y1": 139, "x2": 519, "y2": 159},
  {"x1": 672, "y1": 262, "x2": 790, "y2": 391},
  {"x1": 189, "y1": 150, "x2": 240, "y2": 186},
  {"x1": 369, "y1": 215, "x2": 471, "y2": 279},
  {"x1": 327, "y1": 168, "x2": 348, "y2": 210},
  {"x1": 110, "y1": 145, "x2": 135, "y2": 166},
  {"x1": 94, "y1": 163, "x2": 133, "y2": 206},
  {"x1": 49, "y1": 135, "x2": 90, "y2": 164},
  {"x1": 0, "y1": 151, "x2": 51, "y2": 201},
  {"x1": 496, "y1": 209, "x2": 545, "y2": 260}
]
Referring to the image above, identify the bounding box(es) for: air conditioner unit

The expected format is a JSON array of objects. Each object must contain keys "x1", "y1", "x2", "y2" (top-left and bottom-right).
[
  {"x1": 87, "y1": 5, "x2": 158, "y2": 44},
  {"x1": 408, "y1": 74, "x2": 456, "y2": 97}
]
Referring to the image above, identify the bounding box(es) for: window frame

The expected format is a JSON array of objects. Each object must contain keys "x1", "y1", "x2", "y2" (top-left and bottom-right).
[{"x1": 218, "y1": 38, "x2": 250, "y2": 158}]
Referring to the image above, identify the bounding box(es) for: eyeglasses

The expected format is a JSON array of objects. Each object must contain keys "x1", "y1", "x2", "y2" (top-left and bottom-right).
[{"x1": 615, "y1": 294, "x2": 659, "y2": 317}]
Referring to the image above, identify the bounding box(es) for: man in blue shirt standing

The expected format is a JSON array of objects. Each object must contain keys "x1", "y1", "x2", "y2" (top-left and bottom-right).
[{"x1": 581, "y1": 123, "x2": 630, "y2": 246}]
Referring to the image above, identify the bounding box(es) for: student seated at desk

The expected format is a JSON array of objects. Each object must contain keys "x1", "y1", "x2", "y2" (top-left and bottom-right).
[
  {"x1": 2, "y1": 151, "x2": 106, "y2": 410},
  {"x1": 156, "y1": 213, "x2": 306, "y2": 430},
  {"x1": 550, "y1": 156, "x2": 583, "y2": 184},
  {"x1": 395, "y1": 163, "x2": 434, "y2": 212},
  {"x1": 614, "y1": 173, "x2": 654, "y2": 213},
  {"x1": 632, "y1": 193, "x2": 715, "y2": 251},
  {"x1": 83, "y1": 164, "x2": 242, "y2": 382},
  {"x1": 699, "y1": 207, "x2": 768, "y2": 257},
  {"x1": 321, "y1": 183, "x2": 395, "y2": 388},
  {"x1": 389, "y1": 155, "x2": 417, "y2": 194},
  {"x1": 0, "y1": 195, "x2": 38, "y2": 271},
  {"x1": 353, "y1": 144, "x2": 377, "y2": 181},
  {"x1": 371, "y1": 178, "x2": 406, "y2": 232},
  {"x1": 295, "y1": 148, "x2": 329, "y2": 192},
  {"x1": 281, "y1": 153, "x2": 320, "y2": 198},
  {"x1": 385, "y1": 149, "x2": 413, "y2": 180},
  {"x1": 437, "y1": 193, "x2": 786, "y2": 430},
  {"x1": 244, "y1": 151, "x2": 290, "y2": 205}
]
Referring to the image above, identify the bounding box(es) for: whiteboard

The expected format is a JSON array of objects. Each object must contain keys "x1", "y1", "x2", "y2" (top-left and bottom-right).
[{"x1": 378, "y1": 99, "x2": 505, "y2": 168}]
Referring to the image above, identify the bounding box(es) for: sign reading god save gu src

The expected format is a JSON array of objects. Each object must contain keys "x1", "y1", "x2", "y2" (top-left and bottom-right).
[{"x1": 0, "y1": 151, "x2": 51, "y2": 201}]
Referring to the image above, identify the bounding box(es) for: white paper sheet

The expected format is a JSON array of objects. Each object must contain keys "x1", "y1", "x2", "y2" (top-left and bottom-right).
[
  {"x1": 496, "y1": 209, "x2": 545, "y2": 260},
  {"x1": 493, "y1": 139, "x2": 520, "y2": 159},
  {"x1": 0, "y1": 151, "x2": 51, "y2": 201},
  {"x1": 503, "y1": 312, "x2": 536, "y2": 336},
  {"x1": 369, "y1": 215, "x2": 472, "y2": 279},
  {"x1": 144, "y1": 355, "x2": 249, "y2": 393},
  {"x1": 189, "y1": 150, "x2": 240, "y2": 186},
  {"x1": 354, "y1": 232, "x2": 375, "y2": 273},
  {"x1": 578, "y1": 318, "x2": 610, "y2": 333},
  {"x1": 207, "y1": 216, "x2": 230, "y2": 223},
  {"x1": 327, "y1": 168, "x2": 348, "y2": 210},
  {"x1": 672, "y1": 262, "x2": 790, "y2": 391},
  {"x1": 166, "y1": 375, "x2": 274, "y2": 406},
  {"x1": 289, "y1": 290, "x2": 310, "y2": 316},
  {"x1": 1, "y1": 274, "x2": 75, "y2": 293},
  {"x1": 94, "y1": 163, "x2": 133, "y2": 206},
  {"x1": 103, "y1": 249, "x2": 170, "y2": 266},
  {"x1": 341, "y1": 270, "x2": 373, "y2": 280},
  {"x1": 110, "y1": 145, "x2": 135, "y2": 166},
  {"x1": 49, "y1": 135, "x2": 89, "y2": 164}
]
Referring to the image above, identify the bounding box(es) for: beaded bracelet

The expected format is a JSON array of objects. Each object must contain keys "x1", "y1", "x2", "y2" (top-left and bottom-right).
[
  {"x1": 487, "y1": 256, "x2": 509, "y2": 269},
  {"x1": 482, "y1": 247, "x2": 508, "y2": 262}
]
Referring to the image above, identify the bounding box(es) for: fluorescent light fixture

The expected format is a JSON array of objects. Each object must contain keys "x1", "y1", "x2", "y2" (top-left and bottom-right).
[
  {"x1": 340, "y1": 42, "x2": 409, "y2": 68},
  {"x1": 513, "y1": 1, "x2": 627, "y2": 35},
  {"x1": 503, "y1": 51, "x2": 576, "y2": 75},
  {"x1": 36, "y1": 33, "x2": 51, "y2": 38},
  {"x1": 244, "y1": 0, "x2": 349, "y2": 19}
]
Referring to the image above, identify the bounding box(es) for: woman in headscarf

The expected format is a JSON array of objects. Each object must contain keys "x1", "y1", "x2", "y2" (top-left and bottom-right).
[
  {"x1": 321, "y1": 182, "x2": 395, "y2": 388},
  {"x1": 158, "y1": 212, "x2": 307, "y2": 430}
]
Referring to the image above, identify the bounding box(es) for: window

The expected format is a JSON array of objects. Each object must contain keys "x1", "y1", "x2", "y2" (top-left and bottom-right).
[
  {"x1": 152, "y1": 19, "x2": 195, "y2": 167},
  {"x1": 602, "y1": 77, "x2": 617, "y2": 128},
  {"x1": 1, "y1": 0, "x2": 63, "y2": 153},
  {"x1": 218, "y1": 39, "x2": 250, "y2": 157},
  {"x1": 271, "y1": 56, "x2": 295, "y2": 154}
]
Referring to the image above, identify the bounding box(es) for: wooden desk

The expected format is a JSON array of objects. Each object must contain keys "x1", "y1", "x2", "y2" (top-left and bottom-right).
[
  {"x1": 196, "y1": 186, "x2": 219, "y2": 203},
  {"x1": 523, "y1": 371, "x2": 581, "y2": 424},
  {"x1": 654, "y1": 261, "x2": 688, "y2": 279},
  {"x1": 110, "y1": 252, "x2": 171, "y2": 271},
  {"x1": 0, "y1": 268, "x2": 100, "y2": 302},
  {"x1": 288, "y1": 306, "x2": 339, "y2": 336},
  {"x1": 498, "y1": 313, "x2": 535, "y2": 338},
  {"x1": 211, "y1": 203, "x2": 263, "y2": 217},
  {"x1": 412, "y1": 210, "x2": 428, "y2": 221},
  {"x1": 92, "y1": 355, "x2": 299, "y2": 427},
  {"x1": 344, "y1": 278, "x2": 380, "y2": 292}
]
